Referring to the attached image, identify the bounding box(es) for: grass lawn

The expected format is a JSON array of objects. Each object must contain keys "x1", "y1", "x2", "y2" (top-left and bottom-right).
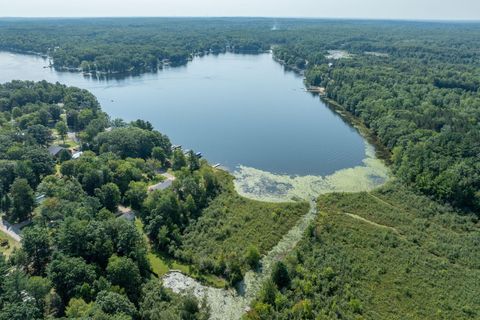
[
  {"x1": 52, "y1": 128, "x2": 79, "y2": 149},
  {"x1": 0, "y1": 230, "x2": 20, "y2": 257}
]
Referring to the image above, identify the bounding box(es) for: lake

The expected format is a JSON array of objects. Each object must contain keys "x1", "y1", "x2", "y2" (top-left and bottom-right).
[{"x1": 0, "y1": 51, "x2": 367, "y2": 177}]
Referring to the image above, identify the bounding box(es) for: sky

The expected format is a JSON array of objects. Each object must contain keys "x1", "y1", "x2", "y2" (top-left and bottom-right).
[{"x1": 1, "y1": 0, "x2": 479, "y2": 20}]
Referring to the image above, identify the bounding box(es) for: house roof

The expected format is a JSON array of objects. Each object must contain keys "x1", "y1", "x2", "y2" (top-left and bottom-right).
[
  {"x1": 72, "y1": 151, "x2": 84, "y2": 159},
  {"x1": 47, "y1": 145, "x2": 65, "y2": 156}
]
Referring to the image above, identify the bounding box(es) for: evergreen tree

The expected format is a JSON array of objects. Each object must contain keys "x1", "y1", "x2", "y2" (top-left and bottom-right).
[{"x1": 271, "y1": 261, "x2": 290, "y2": 289}]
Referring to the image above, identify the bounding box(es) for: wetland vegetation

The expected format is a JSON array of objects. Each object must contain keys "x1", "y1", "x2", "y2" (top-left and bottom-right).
[{"x1": 246, "y1": 183, "x2": 480, "y2": 319}]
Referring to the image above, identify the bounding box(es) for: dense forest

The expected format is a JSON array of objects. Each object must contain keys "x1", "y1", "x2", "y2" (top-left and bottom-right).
[
  {"x1": 0, "y1": 18, "x2": 478, "y2": 212},
  {"x1": 0, "y1": 80, "x2": 214, "y2": 319},
  {"x1": 0, "y1": 18, "x2": 275, "y2": 73},
  {"x1": 0, "y1": 18, "x2": 479, "y2": 319}
]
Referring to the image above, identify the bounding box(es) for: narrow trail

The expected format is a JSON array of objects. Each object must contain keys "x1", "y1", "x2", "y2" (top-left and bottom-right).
[
  {"x1": 343, "y1": 212, "x2": 400, "y2": 235},
  {"x1": 162, "y1": 200, "x2": 318, "y2": 320},
  {"x1": 367, "y1": 192, "x2": 405, "y2": 213}
]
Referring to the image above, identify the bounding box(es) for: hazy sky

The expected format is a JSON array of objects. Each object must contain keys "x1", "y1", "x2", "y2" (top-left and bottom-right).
[{"x1": 1, "y1": 0, "x2": 479, "y2": 20}]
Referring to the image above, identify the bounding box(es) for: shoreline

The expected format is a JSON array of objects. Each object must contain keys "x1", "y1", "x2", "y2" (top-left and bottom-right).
[
  {"x1": 273, "y1": 54, "x2": 391, "y2": 164},
  {"x1": 321, "y1": 97, "x2": 392, "y2": 164},
  {"x1": 1, "y1": 48, "x2": 393, "y2": 195},
  {"x1": 233, "y1": 143, "x2": 390, "y2": 202},
  {"x1": 0, "y1": 47, "x2": 271, "y2": 77}
]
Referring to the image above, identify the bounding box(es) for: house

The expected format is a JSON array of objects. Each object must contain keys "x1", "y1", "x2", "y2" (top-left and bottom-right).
[
  {"x1": 47, "y1": 145, "x2": 67, "y2": 157},
  {"x1": 72, "y1": 151, "x2": 84, "y2": 159},
  {"x1": 171, "y1": 145, "x2": 182, "y2": 150},
  {"x1": 35, "y1": 194, "x2": 46, "y2": 204}
]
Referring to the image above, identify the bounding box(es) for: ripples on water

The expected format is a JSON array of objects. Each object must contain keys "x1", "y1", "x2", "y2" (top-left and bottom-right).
[{"x1": 0, "y1": 51, "x2": 367, "y2": 177}]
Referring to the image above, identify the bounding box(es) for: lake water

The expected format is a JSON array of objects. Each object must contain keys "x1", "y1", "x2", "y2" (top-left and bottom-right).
[{"x1": 0, "y1": 51, "x2": 367, "y2": 176}]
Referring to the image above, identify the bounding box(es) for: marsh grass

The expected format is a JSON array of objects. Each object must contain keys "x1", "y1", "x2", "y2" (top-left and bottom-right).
[
  {"x1": 246, "y1": 182, "x2": 480, "y2": 319},
  {"x1": 177, "y1": 170, "x2": 309, "y2": 280}
]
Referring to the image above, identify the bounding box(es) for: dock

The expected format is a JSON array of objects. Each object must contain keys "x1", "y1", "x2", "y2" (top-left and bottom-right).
[{"x1": 306, "y1": 86, "x2": 326, "y2": 96}]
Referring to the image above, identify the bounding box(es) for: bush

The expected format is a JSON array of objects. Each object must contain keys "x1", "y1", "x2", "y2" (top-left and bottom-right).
[
  {"x1": 245, "y1": 245, "x2": 261, "y2": 270},
  {"x1": 271, "y1": 261, "x2": 290, "y2": 289}
]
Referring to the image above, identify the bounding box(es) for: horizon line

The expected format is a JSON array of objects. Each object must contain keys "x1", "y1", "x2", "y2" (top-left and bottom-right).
[{"x1": 0, "y1": 16, "x2": 479, "y2": 23}]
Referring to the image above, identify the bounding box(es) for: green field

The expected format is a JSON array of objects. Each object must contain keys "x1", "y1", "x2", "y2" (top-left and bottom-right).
[{"x1": 247, "y1": 182, "x2": 480, "y2": 319}]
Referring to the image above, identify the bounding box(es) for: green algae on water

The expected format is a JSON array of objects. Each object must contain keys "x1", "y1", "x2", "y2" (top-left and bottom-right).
[{"x1": 234, "y1": 143, "x2": 389, "y2": 202}]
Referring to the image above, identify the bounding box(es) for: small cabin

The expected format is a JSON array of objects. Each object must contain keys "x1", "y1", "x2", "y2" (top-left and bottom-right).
[{"x1": 47, "y1": 145, "x2": 67, "y2": 157}]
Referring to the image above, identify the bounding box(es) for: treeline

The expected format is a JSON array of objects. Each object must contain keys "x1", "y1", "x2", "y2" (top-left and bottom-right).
[
  {"x1": 0, "y1": 18, "x2": 274, "y2": 74},
  {"x1": 0, "y1": 81, "x2": 209, "y2": 319}
]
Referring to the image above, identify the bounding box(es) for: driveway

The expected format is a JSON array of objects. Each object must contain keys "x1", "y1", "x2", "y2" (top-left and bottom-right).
[{"x1": 0, "y1": 218, "x2": 31, "y2": 242}]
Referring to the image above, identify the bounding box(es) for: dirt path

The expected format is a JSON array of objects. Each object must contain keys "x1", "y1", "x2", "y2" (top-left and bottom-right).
[
  {"x1": 366, "y1": 192, "x2": 405, "y2": 212},
  {"x1": 343, "y1": 212, "x2": 400, "y2": 235}
]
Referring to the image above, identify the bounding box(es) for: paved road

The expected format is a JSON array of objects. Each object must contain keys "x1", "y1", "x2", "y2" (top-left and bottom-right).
[{"x1": 148, "y1": 172, "x2": 176, "y2": 192}]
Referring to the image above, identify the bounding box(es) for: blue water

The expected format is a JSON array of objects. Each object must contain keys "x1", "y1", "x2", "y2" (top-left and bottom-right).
[{"x1": 0, "y1": 51, "x2": 366, "y2": 176}]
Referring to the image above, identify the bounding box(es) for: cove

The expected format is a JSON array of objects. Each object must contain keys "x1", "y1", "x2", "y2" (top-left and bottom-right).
[{"x1": 0, "y1": 51, "x2": 368, "y2": 178}]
